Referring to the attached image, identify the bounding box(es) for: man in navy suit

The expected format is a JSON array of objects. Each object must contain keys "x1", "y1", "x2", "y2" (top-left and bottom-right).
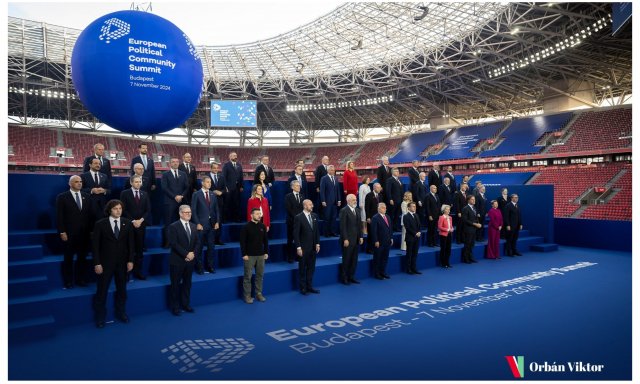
[
  {"x1": 222, "y1": 151, "x2": 243, "y2": 222},
  {"x1": 408, "y1": 160, "x2": 421, "y2": 189},
  {"x1": 208, "y1": 162, "x2": 226, "y2": 244},
  {"x1": 403, "y1": 202, "x2": 422, "y2": 275},
  {"x1": 253, "y1": 155, "x2": 275, "y2": 187},
  {"x1": 319, "y1": 165, "x2": 342, "y2": 237},
  {"x1": 370, "y1": 203, "x2": 393, "y2": 280},
  {"x1": 428, "y1": 165, "x2": 441, "y2": 187},
  {"x1": 426, "y1": 184, "x2": 441, "y2": 247},
  {"x1": 285, "y1": 180, "x2": 305, "y2": 263},
  {"x1": 376, "y1": 156, "x2": 392, "y2": 200},
  {"x1": 504, "y1": 194, "x2": 523, "y2": 256},
  {"x1": 83, "y1": 143, "x2": 112, "y2": 183},
  {"x1": 385, "y1": 167, "x2": 404, "y2": 232},
  {"x1": 120, "y1": 175, "x2": 151, "y2": 280},
  {"x1": 461, "y1": 195, "x2": 482, "y2": 264},
  {"x1": 288, "y1": 164, "x2": 308, "y2": 196},
  {"x1": 314, "y1": 156, "x2": 330, "y2": 214},
  {"x1": 178, "y1": 152, "x2": 198, "y2": 206},
  {"x1": 439, "y1": 177, "x2": 455, "y2": 208},
  {"x1": 81, "y1": 158, "x2": 111, "y2": 226},
  {"x1": 161, "y1": 157, "x2": 189, "y2": 247},
  {"x1": 441, "y1": 165, "x2": 457, "y2": 192},
  {"x1": 412, "y1": 172, "x2": 428, "y2": 227},
  {"x1": 168, "y1": 205, "x2": 200, "y2": 316},
  {"x1": 55, "y1": 175, "x2": 91, "y2": 288},
  {"x1": 191, "y1": 176, "x2": 220, "y2": 274},
  {"x1": 92, "y1": 199, "x2": 135, "y2": 328},
  {"x1": 130, "y1": 143, "x2": 156, "y2": 191},
  {"x1": 294, "y1": 199, "x2": 321, "y2": 295}
]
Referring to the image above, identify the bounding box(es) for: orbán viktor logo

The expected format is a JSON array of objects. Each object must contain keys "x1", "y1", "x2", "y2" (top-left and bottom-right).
[
  {"x1": 505, "y1": 355, "x2": 525, "y2": 378},
  {"x1": 98, "y1": 18, "x2": 130, "y2": 43},
  {"x1": 161, "y1": 338, "x2": 254, "y2": 374}
]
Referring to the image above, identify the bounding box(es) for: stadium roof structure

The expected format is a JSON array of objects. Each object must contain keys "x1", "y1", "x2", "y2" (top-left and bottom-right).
[{"x1": 7, "y1": 2, "x2": 632, "y2": 146}]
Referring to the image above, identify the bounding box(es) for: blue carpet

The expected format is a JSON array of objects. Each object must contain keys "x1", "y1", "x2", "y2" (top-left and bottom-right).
[{"x1": 8, "y1": 246, "x2": 631, "y2": 380}]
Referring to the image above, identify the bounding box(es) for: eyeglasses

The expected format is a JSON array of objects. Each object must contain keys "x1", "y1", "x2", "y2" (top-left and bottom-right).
[{"x1": 182, "y1": 211, "x2": 192, "y2": 214}]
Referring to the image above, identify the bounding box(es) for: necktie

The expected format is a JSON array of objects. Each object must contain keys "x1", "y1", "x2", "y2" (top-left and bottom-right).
[
  {"x1": 94, "y1": 172, "x2": 99, "y2": 186},
  {"x1": 114, "y1": 220, "x2": 119, "y2": 238},
  {"x1": 185, "y1": 222, "x2": 191, "y2": 237},
  {"x1": 213, "y1": 174, "x2": 217, "y2": 185},
  {"x1": 307, "y1": 214, "x2": 313, "y2": 227},
  {"x1": 186, "y1": 164, "x2": 190, "y2": 173},
  {"x1": 135, "y1": 190, "x2": 140, "y2": 204},
  {"x1": 233, "y1": 162, "x2": 236, "y2": 169},
  {"x1": 331, "y1": 176, "x2": 334, "y2": 184},
  {"x1": 205, "y1": 191, "x2": 210, "y2": 205},
  {"x1": 383, "y1": 215, "x2": 389, "y2": 227},
  {"x1": 174, "y1": 170, "x2": 178, "y2": 179},
  {"x1": 98, "y1": 156, "x2": 103, "y2": 166},
  {"x1": 295, "y1": 193, "x2": 300, "y2": 203},
  {"x1": 75, "y1": 192, "x2": 82, "y2": 210},
  {"x1": 142, "y1": 156, "x2": 147, "y2": 169}
]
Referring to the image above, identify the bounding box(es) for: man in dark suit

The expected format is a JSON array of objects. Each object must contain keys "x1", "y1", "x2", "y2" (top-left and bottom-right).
[
  {"x1": 222, "y1": 151, "x2": 243, "y2": 222},
  {"x1": 191, "y1": 176, "x2": 220, "y2": 274},
  {"x1": 339, "y1": 194, "x2": 364, "y2": 285},
  {"x1": 288, "y1": 164, "x2": 308, "y2": 196},
  {"x1": 428, "y1": 165, "x2": 441, "y2": 187},
  {"x1": 364, "y1": 183, "x2": 382, "y2": 253},
  {"x1": 370, "y1": 203, "x2": 393, "y2": 280},
  {"x1": 253, "y1": 155, "x2": 275, "y2": 187},
  {"x1": 461, "y1": 195, "x2": 482, "y2": 264},
  {"x1": 426, "y1": 184, "x2": 442, "y2": 247},
  {"x1": 497, "y1": 188, "x2": 510, "y2": 239},
  {"x1": 504, "y1": 194, "x2": 523, "y2": 256},
  {"x1": 208, "y1": 162, "x2": 226, "y2": 244},
  {"x1": 130, "y1": 143, "x2": 156, "y2": 191},
  {"x1": 441, "y1": 165, "x2": 457, "y2": 192},
  {"x1": 92, "y1": 199, "x2": 135, "y2": 328},
  {"x1": 83, "y1": 143, "x2": 112, "y2": 183},
  {"x1": 81, "y1": 158, "x2": 111, "y2": 226},
  {"x1": 376, "y1": 156, "x2": 392, "y2": 199},
  {"x1": 453, "y1": 183, "x2": 469, "y2": 244},
  {"x1": 403, "y1": 202, "x2": 422, "y2": 275},
  {"x1": 168, "y1": 205, "x2": 200, "y2": 315},
  {"x1": 412, "y1": 172, "x2": 428, "y2": 227},
  {"x1": 385, "y1": 167, "x2": 404, "y2": 232},
  {"x1": 56, "y1": 175, "x2": 91, "y2": 288},
  {"x1": 475, "y1": 185, "x2": 488, "y2": 241},
  {"x1": 124, "y1": 163, "x2": 152, "y2": 193},
  {"x1": 161, "y1": 157, "x2": 189, "y2": 247},
  {"x1": 294, "y1": 199, "x2": 321, "y2": 295},
  {"x1": 285, "y1": 180, "x2": 305, "y2": 263},
  {"x1": 120, "y1": 175, "x2": 151, "y2": 280},
  {"x1": 319, "y1": 165, "x2": 342, "y2": 237},
  {"x1": 178, "y1": 152, "x2": 198, "y2": 206},
  {"x1": 408, "y1": 160, "x2": 420, "y2": 189},
  {"x1": 314, "y1": 156, "x2": 330, "y2": 214},
  {"x1": 439, "y1": 177, "x2": 455, "y2": 208}
]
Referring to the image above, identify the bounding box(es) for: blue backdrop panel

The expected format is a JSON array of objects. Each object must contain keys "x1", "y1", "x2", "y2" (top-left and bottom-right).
[
  {"x1": 469, "y1": 172, "x2": 535, "y2": 186},
  {"x1": 391, "y1": 130, "x2": 447, "y2": 163},
  {"x1": 427, "y1": 122, "x2": 502, "y2": 161},
  {"x1": 554, "y1": 218, "x2": 631, "y2": 252}
]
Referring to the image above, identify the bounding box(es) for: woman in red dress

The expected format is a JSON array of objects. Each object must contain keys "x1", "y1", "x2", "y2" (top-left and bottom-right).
[
  {"x1": 342, "y1": 161, "x2": 358, "y2": 197},
  {"x1": 246, "y1": 184, "x2": 270, "y2": 232},
  {"x1": 486, "y1": 200, "x2": 503, "y2": 259}
]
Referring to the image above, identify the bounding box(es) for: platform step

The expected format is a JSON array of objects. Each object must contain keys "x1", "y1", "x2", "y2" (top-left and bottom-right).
[
  {"x1": 9, "y1": 276, "x2": 49, "y2": 298},
  {"x1": 8, "y1": 315, "x2": 56, "y2": 344},
  {"x1": 8, "y1": 245, "x2": 43, "y2": 262},
  {"x1": 530, "y1": 243, "x2": 559, "y2": 252}
]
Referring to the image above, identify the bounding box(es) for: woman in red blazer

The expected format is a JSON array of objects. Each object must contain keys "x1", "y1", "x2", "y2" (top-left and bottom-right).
[
  {"x1": 247, "y1": 184, "x2": 270, "y2": 231},
  {"x1": 342, "y1": 161, "x2": 358, "y2": 197},
  {"x1": 437, "y1": 204, "x2": 454, "y2": 268}
]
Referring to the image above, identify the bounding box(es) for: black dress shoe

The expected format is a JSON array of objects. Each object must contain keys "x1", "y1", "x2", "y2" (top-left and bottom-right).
[
  {"x1": 182, "y1": 306, "x2": 195, "y2": 313},
  {"x1": 514, "y1": 252, "x2": 523, "y2": 256},
  {"x1": 171, "y1": 309, "x2": 181, "y2": 316},
  {"x1": 96, "y1": 321, "x2": 105, "y2": 328},
  {"x1": 407, "y1": 270, "x2": 415, "y2": 275},
  {"x1": 413, "y1": 270, "x2": 422, "y2": 275},
  {"x1": 349, "y1": 278, "x2": 361, "y2": 284},
  {"x1": 205, "y1": 266, "x2": 215, "y2": 273},
  {"x1": 341, "y1": 279, "x2": 350, "y2": 285},
  {"x1": 375, "y1": 275, "x2": 384, "y2": 280},
  {"x1": 300, "y1": 290, "x2": 308, "y2": 296},
  {"x1": 309, "y1": 288, "x2": 320, "y2": 294},
  {"x1": 196, "y1": 269, "x2": 204, "y2": 275},
  {"x1": 116, "y1": 313, "x2": 130, "y2": 323},
  {"x1": 134, "y1": 272, "x2": 147, "y2": 280},
  {"x1": 382, "y1": 274, "x2": 391, "y2": 279},
  {"x1": 64, "y1": 283, "x2": 73, "y2": 289}
]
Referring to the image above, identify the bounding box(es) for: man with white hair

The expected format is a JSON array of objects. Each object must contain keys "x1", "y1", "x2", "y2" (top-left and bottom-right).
[
  {"x1": 339, "y1": 194, "x2": 364, "y2": 284},
  {"x1": 319, "y1": 165, "x2": 342, "y2": 237},
  {"x1": 376, "y1": 156, "x2": 392, "y2": 197}
]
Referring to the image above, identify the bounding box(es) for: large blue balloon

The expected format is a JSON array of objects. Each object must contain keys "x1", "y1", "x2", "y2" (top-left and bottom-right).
[{"x1": 71, "y1": 10, "x2": 203, "y2": 135}]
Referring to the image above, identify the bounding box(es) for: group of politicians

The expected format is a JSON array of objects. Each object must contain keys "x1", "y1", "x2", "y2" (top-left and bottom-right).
[{"x1": 55, "y1": 143, "x2": 523, "y2": 328}]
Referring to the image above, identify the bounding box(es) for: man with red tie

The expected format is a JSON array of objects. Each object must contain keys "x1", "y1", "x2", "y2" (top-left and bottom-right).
[{"x1": 370, "y1": 202, "x2": 393, "y2": 280}]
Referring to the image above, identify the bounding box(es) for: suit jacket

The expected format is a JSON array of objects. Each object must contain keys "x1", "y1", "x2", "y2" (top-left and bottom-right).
[
  {"x1": 408, "y1": 167, "x2": 420, "y2": 187},
  {"x1": 365, "y1": 191, "x2": 382, "y2": 220},
  {"x1": 428, "y1": 169, "x2": 441, "y2": 187},
  {"x1": 314, "y1": 164, "x2": 328, "y2": 190},
  {"x1": 403, "y1": 212, "x2": 421, "y2": 242},
  {"x1": 56, "y1": 190, "x2": 91, "y2": 237},
  {"x1": 370, "y1": 213, "x2": 392, "y2": 245},
  {"x1": 168, "y1": 220, "x2": 200, "y2": 266},
  {"x1": 178, "y1": 163, "x2": 198, "y2": 194},
  {"x1": 208, "y1": 172, "x2": 227, "y2": 198},
  {"x1": 287, "y1": 173, "x2": 308, "y2": 196},
  {"x1": 130, "y1": 155, "x2": 156, "y2": 188},
  {"x1": 293, "y1": 212, "x2": 320, "y2": 252},
  {"x1": 385, "y1": 177, "x2": 404, "y2": 205},
  {"x1": 92, "y1": 217, "x2": 135, "y2": 267},
  {"x1": 412, "y1": 180, "x2": 428, "y2": 208},
  {"x1": 124, "y1": 175, "x2": 152, "y2": 193},
  {"x1": 497, "y1": 196, "x2": 509, "y2": 212},
  {"x1": 339, "y1": 205, "x2": 362, "y2": 243},
  {"x1": 461, "y1": 205, "x2": 480, "y2": 233},
  {"x1": 83, "y1": 155, "x2": 112, "y2": 182},
  {"x1": 285, "y1": 192, "x2": 305, "y2": 223},
  {"x1": 426, "y1": 192, "x2": 442, "y2": 219},
  {"x1": 222, "y1": 160, "x2": 243, "y2": 191},
  {"x1": 253, "y1": 163, "x2": 275, "y2": 186},
  {"x1": 453, "y1": 190, "x2": 468, "y2": 216},
  {"x1": 376, "y1": 165, "x2": 391, "y2": 191},
  {"x1": 191, "y1": 189, "x2": 219, "y2": 230},
  {"x1": 80, "y1": 171, "x2": 111, "y2": 216},
  {"x1": 441, "y1": 172, "x2": 457, "y2": 192},
  {"x1": 438, "y1": 183, "x2": 454, "y2": 206},
  {"x1": 161, "y1": 169, "x2": 189, "y2": 204},
  {"x1": 120, "y1": 188, "x2": 151, "y2": 223},
  {"x1": 504, "y1": 202, "x2": 522, "y2": 229},
  {"x1": 475, "y1": 192, "x2": 488, "y2": 216},
  {"x1": 320, "y1": 174, "x2": 341, "y2": 206}
]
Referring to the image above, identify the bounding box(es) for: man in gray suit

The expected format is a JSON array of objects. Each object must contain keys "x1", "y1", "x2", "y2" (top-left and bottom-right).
[{"x1": 339, "y1": 194, "x2": 363, "y2": 285}]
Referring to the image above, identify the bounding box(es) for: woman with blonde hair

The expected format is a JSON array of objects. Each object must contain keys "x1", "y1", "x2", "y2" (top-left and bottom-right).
[
  {"x1": 246, "y1": 184, "x2": 270, "y2": 232},
  {"x1": 343, "y1": 161, "x2": 358, "y2": 197},
  {"x1": 437, "y1": 204, "x2": 454, "y2": 268}
]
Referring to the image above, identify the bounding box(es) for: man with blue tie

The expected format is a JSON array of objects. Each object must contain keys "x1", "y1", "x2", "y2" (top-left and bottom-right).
[
  {"x1": 370, "y1": 203, "x2": 393, "y2": 280},
  {"x1": 161, "y1": 157, "x2": 189, "y2": 247},
  {"x1": 168, "y1": 205, "x2": 200, "y2": 316},
  {"x1": 294, "y1": 199, "x2": 321, "y2": 295},
  {"x1": 130, "y1": 143, "x2": 156, "y2": 191},
  {"x1": 83, "y1": 143, "x2": 112, "y2": 183},
  {"x1": 81, "y1": 158, "x2": 111, "y2": 227},
  {"x1": 120, "y1": 175, "x2": 151, "y2": 280},
  {"x1": 319, "y1": 165, "x2": 342, "y2": 237},
  {"x1": 208, "y1": 162, "x2": 226, "y2": 245},
  {"x1": 222, "y1": 152, "x2": 243, "y2": 222},
  {"x1": 191, "y1": 176, "x2": 220, "y2": 274}
]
